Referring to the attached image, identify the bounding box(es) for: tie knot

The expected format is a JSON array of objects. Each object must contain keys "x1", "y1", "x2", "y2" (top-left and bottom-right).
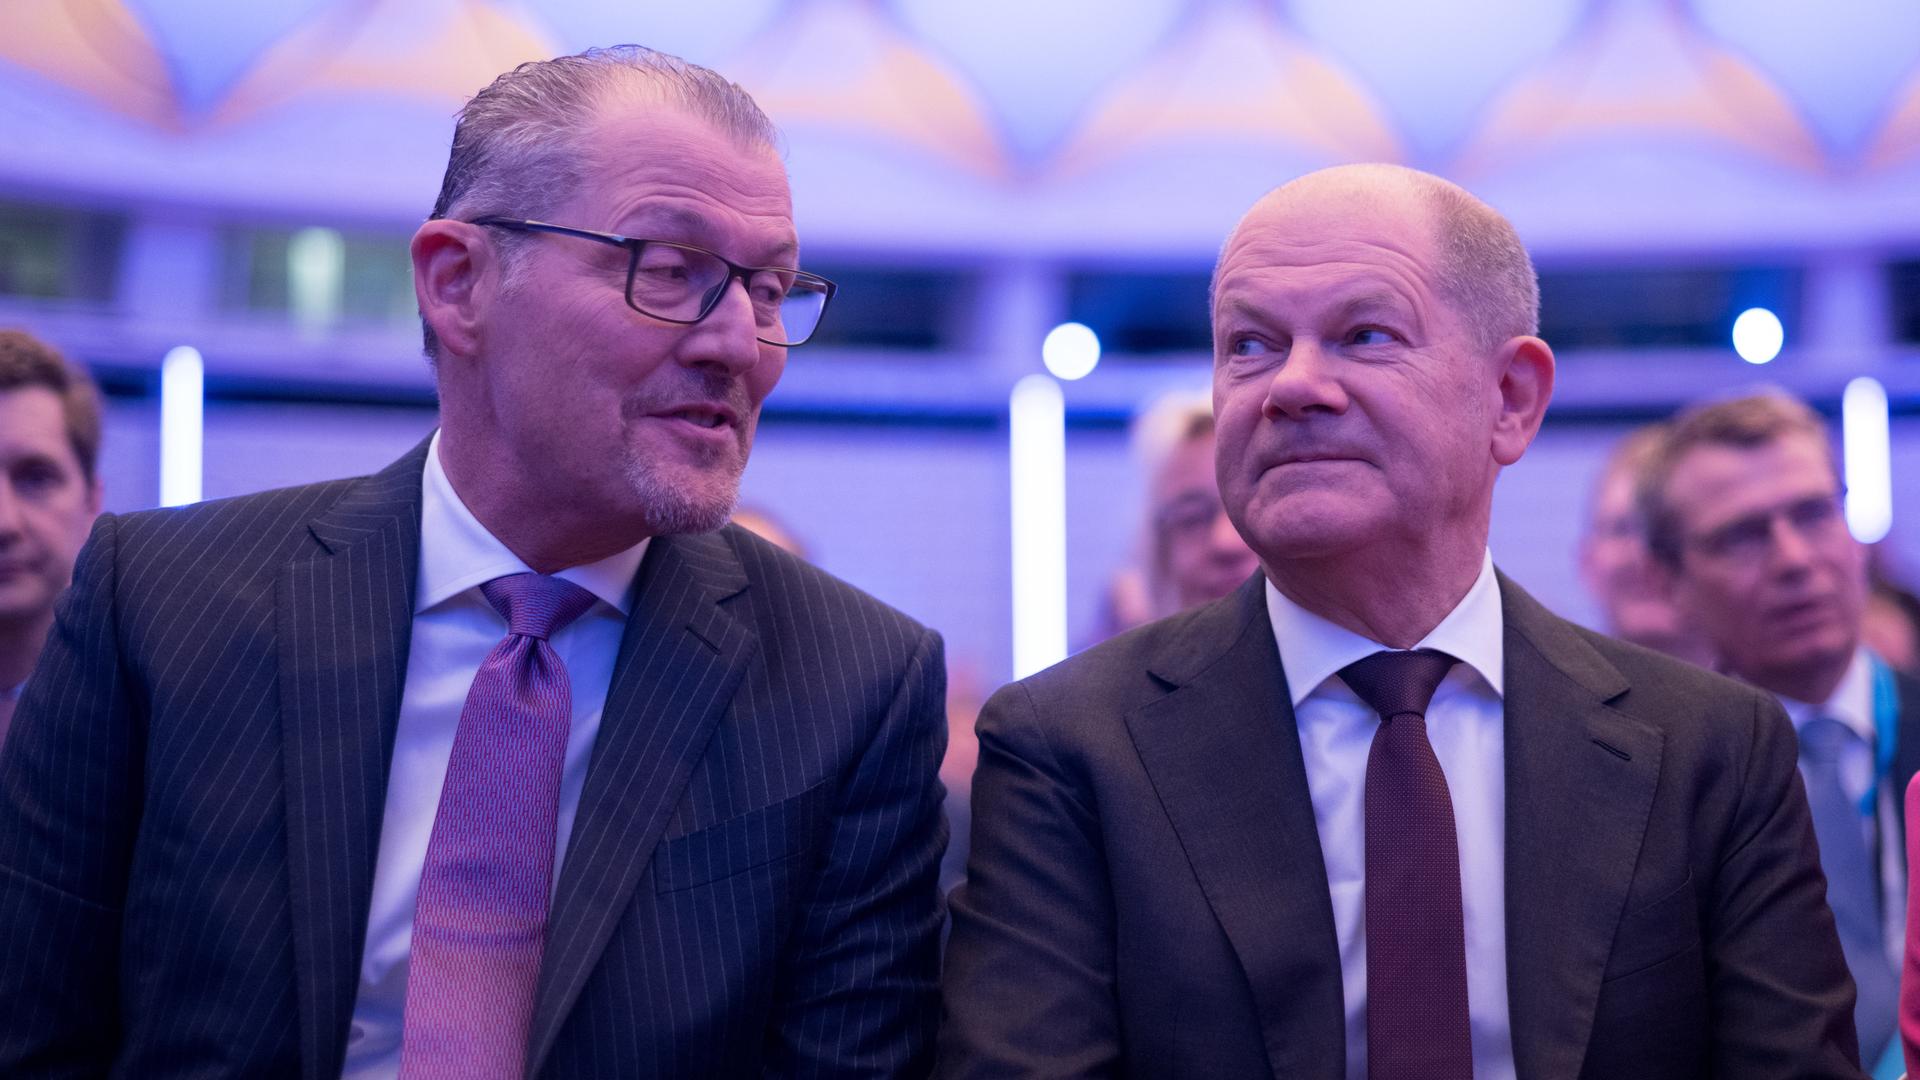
[
  {"x1": 1340, "y1": 648, "x2": 1457, "y2": 721},
  {"x1": 480, "y1": 573, "x2": 598, "y2": 640},
  {"x1": 1798, "y1": 714, "x2": 1861, "y2": 769}
]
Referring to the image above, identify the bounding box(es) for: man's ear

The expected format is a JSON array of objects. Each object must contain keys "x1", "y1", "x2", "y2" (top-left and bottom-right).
[
  {"x1": 1490, "y1": 335, "x2": 1555, "y2": 467},
  {"x1": 412, "y1": 220, "x2": 494, "y2": 361}
]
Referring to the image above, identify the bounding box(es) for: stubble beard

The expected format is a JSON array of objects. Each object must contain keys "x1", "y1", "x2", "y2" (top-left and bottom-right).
[{"x1": 618, "y1": 413, "x2": 756, "y2": 535}]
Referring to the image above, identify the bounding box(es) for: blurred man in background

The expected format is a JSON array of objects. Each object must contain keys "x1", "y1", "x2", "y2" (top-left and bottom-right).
[
  {"x1": 0, "y1": 329, "x2": 100, "y2": 747},
  {"x1": 1135, "y1": 391, "x2": 1260, "y2": 621},
  {"x1": 1643, "y1": 390, "x2": 1920, "y2": 1076},
  {"x1": 1578, "y1": 422, "x2": 1712, "y2": 666}
]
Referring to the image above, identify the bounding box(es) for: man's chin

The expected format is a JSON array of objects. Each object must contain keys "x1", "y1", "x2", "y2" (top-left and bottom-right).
[
  {"x1": 1237, "y1": 509, "x2": 1381, "y2": 564},
  {"x1": 623, "y1": 461, "x2": 743, "y2": 536},
  {"x1": 0, "y1": 576, "x2": 56, "y2": 615}
]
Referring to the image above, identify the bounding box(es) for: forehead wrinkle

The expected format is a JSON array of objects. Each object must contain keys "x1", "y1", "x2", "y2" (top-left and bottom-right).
[
  {"x1": 608, "y1": 190, "x2": 799, "y2": 264},
  {"x1": 1214, "y1": 268, "x2": 1423, "y2": 328}
]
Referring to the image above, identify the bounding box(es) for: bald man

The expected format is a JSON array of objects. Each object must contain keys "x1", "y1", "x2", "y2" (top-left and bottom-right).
[{"x1": 939, "y1": 165, "x2": 1858, "y2": 1079}]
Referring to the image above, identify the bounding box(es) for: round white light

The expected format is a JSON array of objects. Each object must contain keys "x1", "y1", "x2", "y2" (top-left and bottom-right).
[
  {"x1": 1731, "y1": 307, "x2": 1783, "y2": 365},
  {"x1": 1042, "y1": 321, "x2": 1101, "y2": 381}
]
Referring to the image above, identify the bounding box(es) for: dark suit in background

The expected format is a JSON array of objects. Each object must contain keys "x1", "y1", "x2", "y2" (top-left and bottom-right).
[
  {"x1": 939, "y1": 572, "x2": 1856, "y2": 1077},
  {"x1": 0, "y1": 441, "x2": 946, "y2": 1078}
]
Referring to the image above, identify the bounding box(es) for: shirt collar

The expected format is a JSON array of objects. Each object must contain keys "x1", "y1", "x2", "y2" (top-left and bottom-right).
[
  {"x1": 1264, "y1": 548, "x2": 1505, "y2": 708},
  {"x1": 417, "y1": 430, "x2": 649, "y2": 617},
  {"x1": 1779, "y1": 646, "x2": 1875, "y2": 743}
]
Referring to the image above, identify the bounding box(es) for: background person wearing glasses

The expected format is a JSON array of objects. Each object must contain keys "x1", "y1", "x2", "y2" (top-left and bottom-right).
[
  {"x1": 1641, "y1": 390, "x2": 1920, "y2": 1078},
  {"x1": 0, "y1": 46, "x2": 949, "y2": 1080}
]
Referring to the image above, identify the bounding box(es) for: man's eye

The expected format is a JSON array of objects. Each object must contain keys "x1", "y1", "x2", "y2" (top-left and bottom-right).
[
  {"x1": 1350, "y1": 327, "x2": 1395, "y2": 346},
  {"x1": 1229, "y1": 337, "x2": 1269, "y2": 358},
  {"x1": 12, "y1": 465, "x2": 61, "y2": 496},
  {"x1": 748, "y1": 272, "x2": 791, "y2": 306}
]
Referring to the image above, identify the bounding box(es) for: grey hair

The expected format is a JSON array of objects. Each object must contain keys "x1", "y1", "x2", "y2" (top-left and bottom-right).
[
  {"x1": 422, "y1": 45, "x2": 781, "y2": 361},
  {"x1": 1422, "y1": 179, "x2": 1539, "y2": 353}
]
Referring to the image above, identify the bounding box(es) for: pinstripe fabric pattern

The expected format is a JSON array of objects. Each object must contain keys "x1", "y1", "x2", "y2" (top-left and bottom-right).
[{"x1": 0, "y1": 438, "x2": 949, "y2": 1080}]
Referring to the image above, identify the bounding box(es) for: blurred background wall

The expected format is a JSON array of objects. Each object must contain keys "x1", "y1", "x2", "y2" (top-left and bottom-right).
[{"x1": 4, "y1": 0, "x2": 1920, "y2": 684}]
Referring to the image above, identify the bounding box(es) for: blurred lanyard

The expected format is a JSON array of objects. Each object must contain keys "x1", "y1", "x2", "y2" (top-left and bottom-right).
[{"x1": 1863, "y1": 655, "x2": 1899, "y2": 819}]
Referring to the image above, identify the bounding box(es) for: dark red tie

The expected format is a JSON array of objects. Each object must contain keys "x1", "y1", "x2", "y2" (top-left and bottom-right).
[
  {"x1": 1340, "y1": 648, "x2": 1473, "y2": 1080},
  {"x1": 398, "y1": 572, "x2": 597, "y2": 1080}
]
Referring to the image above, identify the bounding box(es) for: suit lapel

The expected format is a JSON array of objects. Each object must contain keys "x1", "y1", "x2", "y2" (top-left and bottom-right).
[
  {"x1": 525, "y1": 528, "x2": 757, "y2": 1075},
  {"x1": 1124, "y1": 577, "x2": 1346, "y2": 1080},
  {"x1": 1499, "y1": 575, "x2": 1663, "y2": 1080},
  {"x1": 278, "y1": 440, "x2": 428, "y2": 1080}
]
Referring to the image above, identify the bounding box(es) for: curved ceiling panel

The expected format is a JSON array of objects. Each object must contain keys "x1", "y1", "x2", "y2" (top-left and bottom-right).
[
  {"x1": 891, "y1": 0, "x2": 1186, "y2": 164},
  {"x1": 1456, "y1": 0, "x2": 1823, "y2": 177},
  {"x1": 1689, "y1": 0, "x2": 1920, "y2": 162},
  {"x1": 209, "y1": 0, "x2": 553, "y2": 127},
  {"x1": 124, "y1": 0, "x2": 334, "y2": 118},
  {"x1": 1049, "y1": 0, "x2": 1401, "y2": 181},
  {"x1": 0, "y1": 0, "x2": 177, "y2": 128},
  {"x1": 726, "y1": 0, "x2": 1010, "y2": 179},
  {"x1": 3, "y1": 0, "x2": 1920, "y2": 255},
  {"x1": 1289, "y1": 0, "x2": 1588, "y2": 164}
]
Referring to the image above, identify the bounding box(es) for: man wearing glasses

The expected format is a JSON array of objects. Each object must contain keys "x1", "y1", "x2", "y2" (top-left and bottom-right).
[
  {"x1": 1643, "y1": 390, "x2": 1920, "y2": 1076},
  {"x1": 0, "y1": 46, "x2": 947, "y2": 1080}
]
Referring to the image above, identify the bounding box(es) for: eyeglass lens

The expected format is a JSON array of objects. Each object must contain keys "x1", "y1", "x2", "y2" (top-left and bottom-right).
[{"x1": 628, "y1": 243, "x2": 830, "y2": 346}]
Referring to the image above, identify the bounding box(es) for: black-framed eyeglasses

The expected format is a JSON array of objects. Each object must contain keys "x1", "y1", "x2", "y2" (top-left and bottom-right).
[{"x1": 470, "y1": 217, "x2": 837, "y2": 347}]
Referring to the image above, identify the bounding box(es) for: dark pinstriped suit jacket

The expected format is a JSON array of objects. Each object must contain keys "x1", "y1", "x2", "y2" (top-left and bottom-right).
[{"x1": 0, "y1": 439, "x2": 948, "y2": 1079}]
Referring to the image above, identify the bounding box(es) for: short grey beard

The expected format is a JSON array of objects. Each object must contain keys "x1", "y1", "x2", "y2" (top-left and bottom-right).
[{"x1": 619, "y1": 445, "x2": 745, "y2": 535}]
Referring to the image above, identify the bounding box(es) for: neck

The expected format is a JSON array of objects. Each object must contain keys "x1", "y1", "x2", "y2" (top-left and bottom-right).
[
  {"x1": 437, "y1": 429, "x2": 647, "y2": 575},
  {"x1": 1747, "y1": 650, "x2": 1855, "y2": 708},
  {"x1": 1264, "y1": 530, "x2": 1487, "y2": 649},
  {"x1": 0, "y1": 612, "x2": 53, "y2": 688}
]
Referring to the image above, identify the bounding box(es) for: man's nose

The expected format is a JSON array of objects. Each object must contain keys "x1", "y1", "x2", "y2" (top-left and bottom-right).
[
  {"x1": 1261, "y1": 343, "x2": 1349, "y2": 421},
  {"x1": 681, "y1": 276, "x2": 768, "y2": 378},
  {"x1": 1768, "y1": 514, "x2": 1817, "y2": 571},
  {"x1": 0, "y1": 481, "x2": 23, "y2": 543}
]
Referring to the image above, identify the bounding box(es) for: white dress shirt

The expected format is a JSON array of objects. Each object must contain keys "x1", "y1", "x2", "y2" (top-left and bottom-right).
[
  {"x1": 341, "y1": 432, "x2": 650, "y2": 1080},
  {"x1": 1266, "y1": 549, "x2": 1514, "y2": 1080},
  {"x1": 1777, "y1": 647, "x2": 1905, "y2": 972}
]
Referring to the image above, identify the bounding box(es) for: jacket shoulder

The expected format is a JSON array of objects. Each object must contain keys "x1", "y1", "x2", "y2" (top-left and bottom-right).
[
  {"x1": 1008, "y1": 587, "x2": 1263, "y2": 715},
  {"x1": 113, "y1": 474, "x2": 363, "y2": 540},
  {"x1": 714, "y1": 523, "x2": 935, "y2": 654}
]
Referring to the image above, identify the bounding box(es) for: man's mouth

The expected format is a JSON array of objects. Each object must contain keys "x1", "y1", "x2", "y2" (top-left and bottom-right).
[{"x1": 657, "y1": 404, "x2": 737, "y2": 430}]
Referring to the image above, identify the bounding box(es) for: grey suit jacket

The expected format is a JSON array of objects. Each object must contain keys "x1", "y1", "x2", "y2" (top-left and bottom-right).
[
  {"x1": 939, "y1": 571, "x2": 1861, "y2": 1079},
  {"x1": 0, "y1": 439, "x2": 949, "y2": 1079}
]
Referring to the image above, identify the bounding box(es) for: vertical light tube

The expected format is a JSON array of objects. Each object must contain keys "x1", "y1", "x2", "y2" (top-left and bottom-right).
[
  {"x1": 1010, "y1": 373, "x2": 1068, "y2": 679},
  {"x1": 160, "y1": 346, "x2": 204, "y2": 508},
  {"x1": 1843, "y1": 376, "x2": 1892, "y2": 544}
]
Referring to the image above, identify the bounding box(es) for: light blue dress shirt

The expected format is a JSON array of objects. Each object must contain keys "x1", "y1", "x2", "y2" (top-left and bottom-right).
[{"x1": 341, "y1": 432, "x2": 650, "y2": 1080}]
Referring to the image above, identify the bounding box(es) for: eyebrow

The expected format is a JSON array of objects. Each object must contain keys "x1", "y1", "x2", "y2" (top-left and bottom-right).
[{"x1": 621, "y1": 205, "x2": 799, "y2": 265}]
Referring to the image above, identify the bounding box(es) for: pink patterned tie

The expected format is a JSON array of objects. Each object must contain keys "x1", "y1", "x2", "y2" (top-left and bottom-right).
[
  {"x1": 398, "y1": 572, "x2": 597, "y2": 1080},
  {"x1": 1340, "y1": 648, "x2": 1473, "y2": 1080}
]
